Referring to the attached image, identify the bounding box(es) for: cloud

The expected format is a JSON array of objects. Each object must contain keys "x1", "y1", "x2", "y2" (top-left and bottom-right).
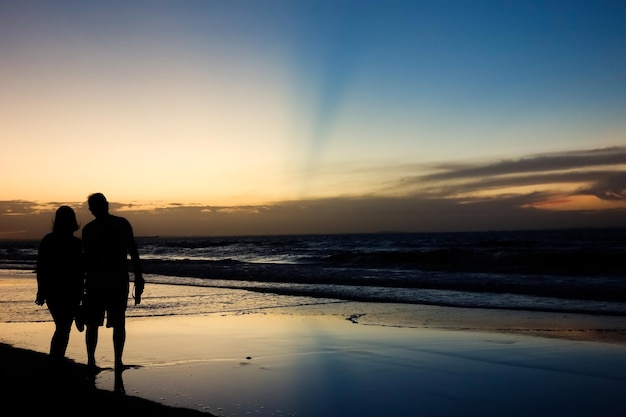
[
  {"x1": 0, "y1": 200, "x2": 52, "y2": 215},
  {"x1": 420, "y1": 147, "x2": 626, "y2": 181},
  {"x1": 579, "y1": 171, "x2": 626, "y2": 201},
  {"x1": 2, "y1": 146, "x2": 626, "y2": 239},
  {"x1": 395, "y1": 146, "x2": 626, "y2": 205}
]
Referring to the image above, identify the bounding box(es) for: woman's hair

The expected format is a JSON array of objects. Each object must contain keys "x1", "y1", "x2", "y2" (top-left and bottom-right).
[{"x1": 52, "y1": 205, "x2": 80, "y2": 234}]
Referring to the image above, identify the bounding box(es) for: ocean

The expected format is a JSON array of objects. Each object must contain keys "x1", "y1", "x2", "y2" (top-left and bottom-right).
[{"x1": 1, "y1": 228, "x2": 626, "y2": 318}]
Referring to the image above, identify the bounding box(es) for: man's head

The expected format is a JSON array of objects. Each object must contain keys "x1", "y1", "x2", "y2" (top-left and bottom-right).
[{"x1": 87, "y1": 193, "x2": 109, "y2": 218}]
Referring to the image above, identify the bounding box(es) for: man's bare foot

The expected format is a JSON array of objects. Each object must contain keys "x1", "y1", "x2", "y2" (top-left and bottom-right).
[{"x1": 87, "y1": 362, "x2": 101, "y2": 375}]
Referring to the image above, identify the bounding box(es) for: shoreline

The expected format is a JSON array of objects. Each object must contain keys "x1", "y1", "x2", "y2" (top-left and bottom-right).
[
  {"x1": 2, "y1": 273, "x2": 626, "y2": 416},
  {"x1": 3, "y1": 269, "x2": 626, "y2": 346}
]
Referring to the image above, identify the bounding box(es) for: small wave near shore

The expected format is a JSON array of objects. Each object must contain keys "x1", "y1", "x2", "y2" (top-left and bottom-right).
[{"x1": 2, "y1": 228, "x2": 626, "y2": 316}]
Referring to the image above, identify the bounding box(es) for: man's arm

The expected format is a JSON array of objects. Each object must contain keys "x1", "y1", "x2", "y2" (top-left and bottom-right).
[
  {"x1": 128, "y1": 238, "x2": 143, "y2": 279},
  {"x1": 125, "y1": 219, "x2": 144, "y2": 304}
]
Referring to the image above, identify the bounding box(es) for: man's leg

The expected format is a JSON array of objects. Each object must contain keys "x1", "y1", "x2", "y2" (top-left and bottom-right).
[
  {"x1": 113, "y1": 325, "x2": 126, "y2": 370},
  {"x1": 86, "y1": 325, "x2": 98, "y2": 369}
]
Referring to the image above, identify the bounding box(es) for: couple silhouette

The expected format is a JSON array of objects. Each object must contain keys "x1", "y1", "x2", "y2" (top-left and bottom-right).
[{"x1": 36, "y1": 193, "x2": 144, "y2": 393}]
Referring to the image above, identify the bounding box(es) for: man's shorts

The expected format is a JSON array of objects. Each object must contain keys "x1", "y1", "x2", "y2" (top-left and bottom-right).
[{"x1": 83, "y1": 280, "x2": 129, "y2": 328}]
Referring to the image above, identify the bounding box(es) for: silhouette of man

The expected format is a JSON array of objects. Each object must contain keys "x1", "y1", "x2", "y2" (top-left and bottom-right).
[{"x1": 82, "y1": 193, "x2": 144, "y2": 379}]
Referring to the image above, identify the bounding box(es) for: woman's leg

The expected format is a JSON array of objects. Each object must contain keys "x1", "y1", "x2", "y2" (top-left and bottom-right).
[
  {"x1": 50, "y1": 319, "x2": 72, "y2": 358},
  {"x1": 47, "y1": 300, "x2": 73, "y2": 359}
]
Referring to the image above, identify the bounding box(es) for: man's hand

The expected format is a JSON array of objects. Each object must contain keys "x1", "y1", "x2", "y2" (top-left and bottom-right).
[
  {"x1": 134, "y1": 275, "x2": 145, "y2": 305},
  {"x1": 35, "y1": 291, "x2": 45, "y2": 306}
]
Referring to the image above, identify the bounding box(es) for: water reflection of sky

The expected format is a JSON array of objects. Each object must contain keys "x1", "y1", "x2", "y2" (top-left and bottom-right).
[{"x1": 117, "y1": 315, "x2": 626, "y2": 417}]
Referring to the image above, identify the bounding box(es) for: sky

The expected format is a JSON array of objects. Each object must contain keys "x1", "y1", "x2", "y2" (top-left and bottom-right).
[{"x1": 2, "y1": 0, "x2": 626, "y2": 239}]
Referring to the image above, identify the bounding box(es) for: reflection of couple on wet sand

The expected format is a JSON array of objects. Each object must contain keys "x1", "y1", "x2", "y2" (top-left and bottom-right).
[{"x1": 36, "y1": 193, "x2": 145, "y2": 393}]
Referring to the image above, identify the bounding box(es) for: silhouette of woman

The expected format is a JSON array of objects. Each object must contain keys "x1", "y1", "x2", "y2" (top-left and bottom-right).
[{"x1": 36, "y1": 205, "x2": 85, "y2": 359}]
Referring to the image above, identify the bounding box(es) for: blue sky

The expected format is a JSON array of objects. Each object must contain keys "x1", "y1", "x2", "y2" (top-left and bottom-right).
[{"x1": 1, "y1": 1, "x2": 625, "y2": 238}]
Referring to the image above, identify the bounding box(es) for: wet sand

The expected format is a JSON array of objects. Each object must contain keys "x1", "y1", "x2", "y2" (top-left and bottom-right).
[
  {"x1": 2, "y1": 308, "x2": 626, "y2": 416},
  {"x1": 2, "y1": 275, "x2": 626, "y2": 416}
]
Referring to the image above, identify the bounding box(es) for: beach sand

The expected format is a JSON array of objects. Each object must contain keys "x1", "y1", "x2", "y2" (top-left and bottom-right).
[
  {"x1": 2, "y1": 276, "x2": 626, "y2": 416},
  {"x1": 0, "y1": 342, "x2": 216, "y2": 416}
]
